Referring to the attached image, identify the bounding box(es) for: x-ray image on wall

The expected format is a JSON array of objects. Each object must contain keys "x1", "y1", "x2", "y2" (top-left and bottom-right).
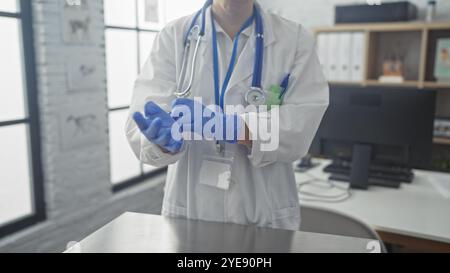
[
  {"x1": 67, "y1": 54, "x2": 102, "y2": 92},
  {"x1": 145, "y1": 0, "x2": 160, "y2": 23},
  {"x1": 58, "y1": 103, "x2": 105, "y2": 151},
  {"x1": 139, "y1": 0, "x2": 166, "y2": 30},
  {"x1": 61, "y1": 0, "x2": 93, "y2": 44}
]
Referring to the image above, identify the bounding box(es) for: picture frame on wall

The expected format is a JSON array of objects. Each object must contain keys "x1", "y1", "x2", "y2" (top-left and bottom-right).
[
  {"x1": 434, "y1": 38, "x2": 450, "y2": 82},
  {"x1": 138, "y1": 0, "x2": 166, "y2": 30},
  {"x1": 66, "y1": 54, "x2": 102, "y2": 92},
  {"x1": 61, "y1": 0, "x2": 93, "y2": 44},
  {"x1": 434, "y1": 118, "x2": 450, "y2": 139},
  {"x1": 58, "y1": 102, "x2": 105, "y2": 151},
  {"x1": 145, "y1": 0, "x2": 160, "y2": 23}
]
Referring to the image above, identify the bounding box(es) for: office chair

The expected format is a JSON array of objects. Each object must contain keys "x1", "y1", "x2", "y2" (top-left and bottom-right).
[{"x1": 299, "y1": 205, "x2": 387, "y2": 253}]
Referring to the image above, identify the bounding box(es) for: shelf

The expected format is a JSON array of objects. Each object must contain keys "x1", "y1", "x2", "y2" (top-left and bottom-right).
[
  {"x1": 328, "y1": 80, "x2": 450, "y2": 90},
  {"x1": 317, "y1": 21, "x2": 450, "y2": 93},
  {"x1": 329, "y1": 80, "x2": 420, "y2": 87},
  {"x1": 365, "y1": 80, "x2": 420, "y2": 87},
  {"x1": 424, "y1": 82, "x2": 450, "y2": 89},
  {"x1": 434, "y1": 137, "x2": 450, "y2": 145},
  {"x1": 314, "y1": 21, "x2": 450, "y2": 33},
  {"x1": 328, "y1": 81, "x2": 362, "y2": 86}
]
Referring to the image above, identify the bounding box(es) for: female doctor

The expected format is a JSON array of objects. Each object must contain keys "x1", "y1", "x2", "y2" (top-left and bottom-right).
[{"x1": 126, "y1": 0, "x2": 329, "y2": 230}]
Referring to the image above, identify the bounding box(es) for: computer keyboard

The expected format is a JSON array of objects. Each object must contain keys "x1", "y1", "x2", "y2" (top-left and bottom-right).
[
  {"x1": 329, "y1": 173, "x2": 401, "y2": 189},
  {"x1": 324, "y1": 161, "x2": 413, "y2": 188}
]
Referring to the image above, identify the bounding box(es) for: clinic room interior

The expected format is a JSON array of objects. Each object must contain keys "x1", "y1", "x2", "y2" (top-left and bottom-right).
[{"x1": 1, "y1": 0, "x2": 450, "y2": 254}]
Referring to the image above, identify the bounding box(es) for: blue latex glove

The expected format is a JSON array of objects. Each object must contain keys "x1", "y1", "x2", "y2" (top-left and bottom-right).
[
  {"x1": 133, "y1": 101, "x2": 183, "y2": 154},
  {"x1": 171, "y1": 98, "x2": 243, "y2": 144}
]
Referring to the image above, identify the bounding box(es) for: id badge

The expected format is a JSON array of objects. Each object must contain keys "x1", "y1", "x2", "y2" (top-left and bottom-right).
[{"x1": 199, "y1": 152, "x2": 234, "y2": 191}]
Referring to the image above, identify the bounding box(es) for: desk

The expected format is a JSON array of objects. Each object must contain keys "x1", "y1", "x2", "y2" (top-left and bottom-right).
[
  {"x1": 296, "y1": 159, "x2": 450, "y2": 252},
  {"x1": 66, "y1": 212, "x2": 379, "y2": 253}
]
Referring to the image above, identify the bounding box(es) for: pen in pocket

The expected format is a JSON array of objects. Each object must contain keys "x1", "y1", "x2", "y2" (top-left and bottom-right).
[{"x1": 279, "y1": 73, "x2": 291, "y2": 100}]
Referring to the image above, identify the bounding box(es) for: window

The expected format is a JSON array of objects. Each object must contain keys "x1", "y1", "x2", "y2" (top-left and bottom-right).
[
  {"x1": 0, "y1": 0, "x2": 45, "y2": 238},
  {"x1": 104, "y1": 0, "x2": 202, "y2": 191}
]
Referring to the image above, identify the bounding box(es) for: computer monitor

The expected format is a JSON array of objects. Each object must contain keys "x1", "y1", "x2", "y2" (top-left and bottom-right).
[{"x1": 309, "y1": 86, "x2": 436, "y2": 189}]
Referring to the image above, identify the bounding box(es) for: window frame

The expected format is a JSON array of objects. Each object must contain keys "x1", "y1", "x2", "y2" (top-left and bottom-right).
[
  {"x1": 0, "y1": 0, "x2": 46, "y2": 239},
  {"x1": 105, "y1": 0, "x2": 166, "y2": 192}
]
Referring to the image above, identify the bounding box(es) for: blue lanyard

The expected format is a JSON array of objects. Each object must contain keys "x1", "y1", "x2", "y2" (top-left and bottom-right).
[
  {"x1": 185, "y1": 1, "x2": 265, "y2": 109},
  {"x1": 211, "y1": 8, "x2": 259, "y2": 109},
  {"x1": 252, "y1": 9, "x2": 264, "y2": 90}
]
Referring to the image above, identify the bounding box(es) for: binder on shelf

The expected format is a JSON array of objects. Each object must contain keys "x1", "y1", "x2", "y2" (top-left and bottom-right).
[
  {"x1": 327, "y1": 33, "x2": 339, "y2": 81},
  {"x1": 350, "y1": 32, "x2": 365, "y2": 82},
  {"x1": 317, "y1": 33, "x2": 329, "y2": 79},
  {"x1": 337, "y1": 32, "x2": 352, "y2": 81}
]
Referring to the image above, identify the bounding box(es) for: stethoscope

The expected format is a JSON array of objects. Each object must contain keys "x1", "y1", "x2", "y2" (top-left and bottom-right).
[{"x1": 174, "y1": 0, "x2": 267, "y2": 108}]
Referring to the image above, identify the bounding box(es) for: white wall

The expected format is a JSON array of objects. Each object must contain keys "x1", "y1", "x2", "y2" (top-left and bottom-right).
[
  {"x1": 258, "y1": 0, "x2": 450, "y2": 30},
  {"x1": 0, "y1": 0, "x2": 164, "y2": 253},
  {"x1": 258, "y1": 0, "x2": 450, "y2": 117}
]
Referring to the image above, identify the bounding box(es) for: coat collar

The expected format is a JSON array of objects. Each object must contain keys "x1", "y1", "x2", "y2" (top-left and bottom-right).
[{"x1": 194, "y1": 5, "x2": 276, "y2": 90}]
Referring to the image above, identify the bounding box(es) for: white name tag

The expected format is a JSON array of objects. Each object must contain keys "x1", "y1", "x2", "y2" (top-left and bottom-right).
[{"x1": 199, "y1": 156, "x2": 233, "y2": 191}]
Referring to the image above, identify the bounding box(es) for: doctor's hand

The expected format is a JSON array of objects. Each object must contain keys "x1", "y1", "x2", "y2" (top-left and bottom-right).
[
  {"x1": 133, "y1": 102, "x2": 183, "y2": 154},
  {"x1": 170, "y1": 98, "x2": 244, "y2": 144}
]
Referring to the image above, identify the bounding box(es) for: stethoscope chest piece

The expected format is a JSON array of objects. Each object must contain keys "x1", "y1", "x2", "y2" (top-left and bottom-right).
[{"x1": 245, "y1": 87, "x2": 266, "y2": 106}]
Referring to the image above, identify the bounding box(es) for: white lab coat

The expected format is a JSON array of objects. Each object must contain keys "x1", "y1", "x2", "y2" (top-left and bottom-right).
[{"x1": 125, "y1": 8, "x2": 329, "y2": 231}]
